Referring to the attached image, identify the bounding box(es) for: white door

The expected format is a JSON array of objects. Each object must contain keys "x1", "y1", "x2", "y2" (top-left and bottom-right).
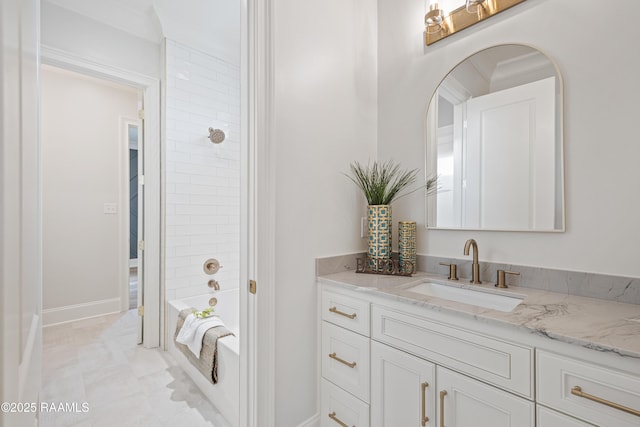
[
  {"x1": 125, "y1": 118, "x2": 143, "y2": 344},
  {"x1": 464, "y1": 77, "x2": 556, "y2": 229},
  {"x1": 371, "y1": 341, "x2": 436, "y2": 427},
  {"x1": 133, "y1": 111, "x2": 144, "y2": 344},
  {"x1": 0, "y1": 0, "x2": 42, "y2": 426},
  {"x1": 437, "y1": 367, "x2": 534, "y2": 427}
]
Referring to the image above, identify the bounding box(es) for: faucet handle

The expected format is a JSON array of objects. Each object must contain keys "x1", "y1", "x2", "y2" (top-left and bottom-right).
[
  {"x1": 495, "y1": 270, "x2": 520, "y2": 288},
  {"x1": 439, "y1": 262, "x2": 459, "y2": 281}
]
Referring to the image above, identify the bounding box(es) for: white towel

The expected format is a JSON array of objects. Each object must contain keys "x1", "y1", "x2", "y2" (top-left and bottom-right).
[{"x1": 176, "y1": 313, "x2": 226, "y2": 358}]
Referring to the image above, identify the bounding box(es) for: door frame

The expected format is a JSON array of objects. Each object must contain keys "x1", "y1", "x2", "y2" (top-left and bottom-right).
[
  {"x1": 40, "y1": 45, "x2": 162, "y2": 348},
  {"x1": 1, "y1": 0, "x2": 42, "y2": 425},
  {"x1": 242, "y1": 0, "x2": 276, "y2": 426}
]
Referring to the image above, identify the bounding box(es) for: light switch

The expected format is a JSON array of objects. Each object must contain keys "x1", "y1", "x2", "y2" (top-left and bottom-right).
[{"x1": 103, "y1": 203, "x2": 117, "y2": 214}]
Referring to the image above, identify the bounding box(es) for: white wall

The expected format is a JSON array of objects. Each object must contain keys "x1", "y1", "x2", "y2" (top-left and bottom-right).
[
  {"x1": 164, "y1": 40, "x2": 241, "y2": 302},
  {"x1": 377, "y1": 0, "x2": 640, "y2": 278},
  {"x1": 42, "y1": 65, "x2": 138, "y2": 323},
  {"x1": 272, "y1": 0, "x2": 378, "y2": 424},
  {"x1": 41, "y1": 1, "x2": 161, "y2": 79},
  {"x1": 154, "y1": 0, "x2": 241, "y2": 66}
]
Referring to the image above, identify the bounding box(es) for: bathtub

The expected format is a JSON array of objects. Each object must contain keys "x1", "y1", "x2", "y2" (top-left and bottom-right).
[{"x1": 167, "y1": 289, "x2": 239, "y2": 427}]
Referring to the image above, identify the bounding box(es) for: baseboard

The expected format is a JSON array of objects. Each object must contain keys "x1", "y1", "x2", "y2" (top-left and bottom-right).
[
  {"x1": 297, "y1": 413, "x2": 320, "y2": 427},
  {"x1": 43, "y1": 298, "x2": 121, "y2": 326}
]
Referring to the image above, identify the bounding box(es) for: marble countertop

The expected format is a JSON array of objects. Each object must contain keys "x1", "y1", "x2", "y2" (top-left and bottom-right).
[{"x1": 318, "y1": 271, "x2": 640, "y2": 360}]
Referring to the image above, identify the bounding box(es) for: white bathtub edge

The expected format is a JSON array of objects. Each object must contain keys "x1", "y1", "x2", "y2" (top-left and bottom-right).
[{"x1": 166, "y1": 292, "x2": 240, "y2": 427}]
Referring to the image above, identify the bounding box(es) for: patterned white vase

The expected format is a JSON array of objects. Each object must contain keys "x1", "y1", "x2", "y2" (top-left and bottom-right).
[{"x1": 367, "y1": 205, "x2": 392, "y2": 270}]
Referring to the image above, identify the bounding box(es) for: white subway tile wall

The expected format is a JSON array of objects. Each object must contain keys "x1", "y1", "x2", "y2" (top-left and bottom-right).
[{"x1": 165, "y1": 40, "x2": 240, "y2": 302}]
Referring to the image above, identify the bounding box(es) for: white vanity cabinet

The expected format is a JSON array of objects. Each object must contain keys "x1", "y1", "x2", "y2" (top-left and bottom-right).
[{"x1": 319, "y1": 282, "x2": 640, "y2": 427}]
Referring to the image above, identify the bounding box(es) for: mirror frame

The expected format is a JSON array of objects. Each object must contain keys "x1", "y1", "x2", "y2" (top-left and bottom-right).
[{"x1": 425, "y1": 44, "x2": 566, "y2": 232}]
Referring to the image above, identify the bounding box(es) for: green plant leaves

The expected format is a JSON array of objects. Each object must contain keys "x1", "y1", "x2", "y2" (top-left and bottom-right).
[
  {"x1": 192, "y1": 307, "x2": 215, "y2": 318},
  {"x1": 346, "y1": 160, "x2": 435, "y2": 205}
]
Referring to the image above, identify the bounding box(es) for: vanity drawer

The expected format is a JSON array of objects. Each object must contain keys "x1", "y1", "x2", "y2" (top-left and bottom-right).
[
  {"x1": 322, "y1": 321, "x2": 370, "y2": 402},
  {"x1": 322, "y1": 290, "x2": 370, "y2": 336},
  {"x1": 536, "y1": 405, "x2": 595, "y2": 427},
  {"x1": 371, "y1": 305, "x2": 533, "y2": 398},
  {"x1": 537, "y1": 350, "x2": 640, "y2": 427},
  {"x1": 321, "y1": 379, "x2": 369, "y2": 427}
]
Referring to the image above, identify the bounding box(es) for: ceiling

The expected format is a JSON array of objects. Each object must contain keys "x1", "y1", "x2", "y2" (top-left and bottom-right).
[
  {"x1": 44, "y1": 0, "x2": 240, "y2": 64},
  {"x1": 468, "y1": 45, "x2": 535, "y2": 83}
]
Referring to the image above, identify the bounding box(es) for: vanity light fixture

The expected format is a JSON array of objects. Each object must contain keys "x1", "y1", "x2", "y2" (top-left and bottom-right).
[
  {"x1": 465, "y1": 0, "x2": 485, "y2": 13},
  {"x1": 425, "y1": 0, "x2": 527, "y2": 46},
  {"x1": 425, "y1": 3, "x2": 445, "y2": 34}
]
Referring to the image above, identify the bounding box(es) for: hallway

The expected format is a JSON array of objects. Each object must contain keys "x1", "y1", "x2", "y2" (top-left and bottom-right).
[{"x1": 41, "y1": 311, "x2": 230, "y2": 427}]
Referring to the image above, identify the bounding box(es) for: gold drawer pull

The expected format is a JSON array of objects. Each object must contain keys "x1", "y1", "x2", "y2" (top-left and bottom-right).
[
  {"x1": 421, "y1": 382, "x2": 429, "y2": 426},
  {"x1": 329, "y1": 306, "x2": 357, "y2": 319},
  {"x1": 571, "y1": 386, "x2": 640, "y2": 417},
  {"x1": 328, "y1": 411, "x2": 354, "y2": 427},
  {"x1": 329, "y1": 352, "x2": 357, "y2": 368},
  {"x1": 439, "y1": 390, "x2": 447, "y2": 427}
]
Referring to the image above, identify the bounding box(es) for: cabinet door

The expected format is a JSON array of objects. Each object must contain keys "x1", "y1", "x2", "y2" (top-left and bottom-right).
[
  {"x1": 437, "y1": 367, "x2": 534, "y2": 427},
  {"x1": 371, "y1": 341, "x2": 436, "y2": 427}
]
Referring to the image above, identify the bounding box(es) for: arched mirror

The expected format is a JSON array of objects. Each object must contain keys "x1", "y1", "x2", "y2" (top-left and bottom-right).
[{"x1": 426, "y1": 44, "x2": 565, "y2": 231}]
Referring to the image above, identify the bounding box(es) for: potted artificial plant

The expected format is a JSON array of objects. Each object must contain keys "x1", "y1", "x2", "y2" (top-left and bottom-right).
[{"x1": 347, "y1": 160, "x2": 437, "y2": 268}]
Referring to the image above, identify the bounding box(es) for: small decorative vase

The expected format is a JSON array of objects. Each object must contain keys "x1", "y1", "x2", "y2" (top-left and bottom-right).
[
  {"x1": 367, "y1": 205, "x2": 392, "y2": 270},
  {"x1": 398, "y1": 221, "x2": 417, "y2": 274}
]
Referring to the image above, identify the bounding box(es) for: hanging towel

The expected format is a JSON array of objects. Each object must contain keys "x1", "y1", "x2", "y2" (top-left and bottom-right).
[
  {"x1": 174, "y1": 308, "x2": 234, "y2": 384},
  {"x1": 175, "y1": 312, "x2": 225, "y2": 357}
]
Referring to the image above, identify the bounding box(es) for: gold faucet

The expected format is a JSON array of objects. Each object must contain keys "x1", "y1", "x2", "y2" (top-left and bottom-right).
[{"x1": 463, "y1": 239, "x2": 482, "y2": 284}]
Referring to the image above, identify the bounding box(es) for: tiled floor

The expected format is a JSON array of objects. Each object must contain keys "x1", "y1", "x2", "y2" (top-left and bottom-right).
[{"x1": 41, "y1": 310, "x2": 230, "y2": 427}]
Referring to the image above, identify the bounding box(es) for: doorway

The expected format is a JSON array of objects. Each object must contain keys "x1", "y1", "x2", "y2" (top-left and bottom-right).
[
  {"x1": 40, "y1": 48, "x2": 162, "y2": 348},
  {"x1": 13, "y1": 0, "x2": 268, "y2": 424},
  {"x1": 41, "y1": 65, "x2": 139, "y2": 326}
]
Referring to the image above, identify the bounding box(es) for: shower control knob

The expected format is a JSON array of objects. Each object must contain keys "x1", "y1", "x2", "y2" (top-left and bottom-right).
[{"x1": 203, "y1": 258, "x2": 221, "y2": 274}]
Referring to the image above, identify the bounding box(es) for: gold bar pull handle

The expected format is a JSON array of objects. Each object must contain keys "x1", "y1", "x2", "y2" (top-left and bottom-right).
[
  {"x1": 328, "y1": 411, "x2": 354, "y2": 427},
  {"x1": 439, "y1": 390, "x2": 447, "y2": 427},
  {"x1": 571, "y1": 386, "x2": 640, "y2": 417},
  {"x1": 329, "y1": 352, "x2": 357, "y2": 368},
  {"x1": 329, "y1": 306, "x2": 357, "y2": 319},
  {"x1": 421, "y1": 382, "x2": 429, "y2": 426}
]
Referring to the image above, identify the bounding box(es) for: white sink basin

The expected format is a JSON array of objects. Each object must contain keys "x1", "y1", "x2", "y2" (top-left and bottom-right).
[{"x1": 404, "y1": 282, "x2": 525, "y2": 312}]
